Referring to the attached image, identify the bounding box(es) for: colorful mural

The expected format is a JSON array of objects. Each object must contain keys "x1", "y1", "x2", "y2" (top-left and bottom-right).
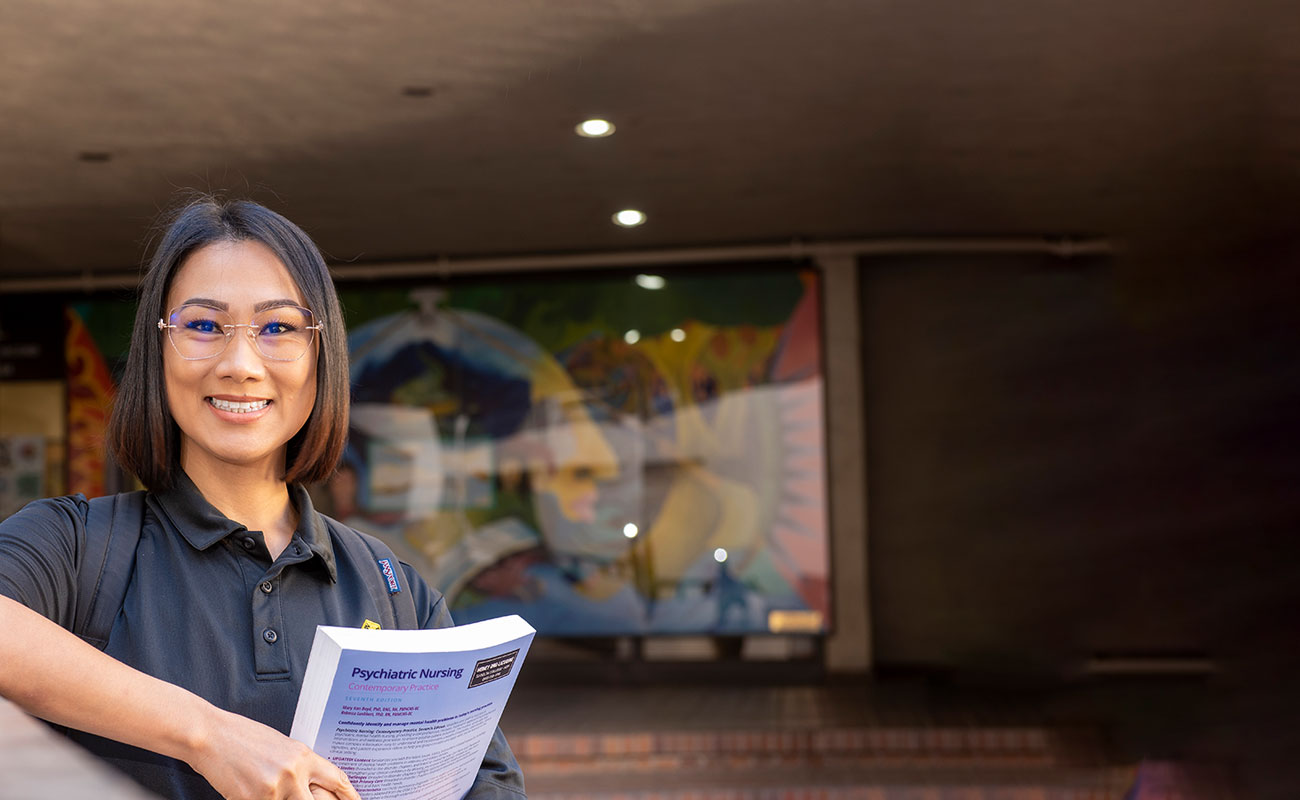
[
  {"x1": 62, "y1": 300, "x2": 135, "y2": 498},
  {"x1": 65, "y1": 307, "x2": 117, "y2": 498},
  {"x1": 336, "y1": 269, "x2": 830, "y2": 636}
]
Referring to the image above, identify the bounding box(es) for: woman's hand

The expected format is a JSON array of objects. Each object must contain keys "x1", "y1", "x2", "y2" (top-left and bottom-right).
[{"x1": 187, "y1": 707, "x2": 359, "y2": 800}]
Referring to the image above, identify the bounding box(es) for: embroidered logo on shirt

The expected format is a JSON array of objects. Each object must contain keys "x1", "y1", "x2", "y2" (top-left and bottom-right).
[{"x1": 377, "y1": 557, "x2": 402, "y2": 594}]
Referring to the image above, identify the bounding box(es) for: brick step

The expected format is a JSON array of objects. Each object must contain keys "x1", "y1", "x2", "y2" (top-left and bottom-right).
[
  {"x1": 523, "y1": 763, "x2": 1140, "y2": 800},
  {"x1": 513, "y1": 726, "x2": 1108, "y2": 767},
  {"x1": 530, "y1": 791, "x2": 1129, "y2": 800},
  {"x1": 520, "y1": 753, "x2": 1106, "y2": 779}
]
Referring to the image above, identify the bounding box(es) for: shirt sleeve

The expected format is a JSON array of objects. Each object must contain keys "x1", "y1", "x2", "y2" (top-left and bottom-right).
[
  {"x1": 401, "y1": 561, "x2": 529, "y2": 799},
  {"x1": 0, "y1": 494, "x2": 88, "y2": 630}
]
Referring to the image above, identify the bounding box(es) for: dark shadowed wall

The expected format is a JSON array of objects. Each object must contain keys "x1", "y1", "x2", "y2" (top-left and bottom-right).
[{"x1": 861, "y1": 248, "x2": 1300, "y2": 679}]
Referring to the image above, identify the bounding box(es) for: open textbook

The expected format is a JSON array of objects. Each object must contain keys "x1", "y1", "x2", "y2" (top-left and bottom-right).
[{"x1": 290, "y1": 615, "x2": 536, "y2": 800}]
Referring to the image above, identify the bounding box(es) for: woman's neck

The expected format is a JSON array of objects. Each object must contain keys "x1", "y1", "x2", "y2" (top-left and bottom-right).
[{"x1": 181, "y1": 458, "x2": 299, "y2": 559}]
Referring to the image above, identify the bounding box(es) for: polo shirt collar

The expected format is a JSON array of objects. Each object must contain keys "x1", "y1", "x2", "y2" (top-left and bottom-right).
[
  {"x1": 289, "y1": 483, "x2": 339, "y2": 583},
  {"x1": 152, "y1": 470, "x2": 339, "y2": 582}
]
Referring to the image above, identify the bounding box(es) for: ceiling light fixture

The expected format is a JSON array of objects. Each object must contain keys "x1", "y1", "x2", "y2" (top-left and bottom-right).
[
  {"x1": 575, "y1": 118, "x2": 615, "y2": 137},
  {"x1": 670, "y1": 328, "x2": 686, "y2": 342},
  {"x1": 634, "y1": 274, "x2": 665, "y2": 290},
  {"x1": 624, "y1": 330, "x2": 641, "y2": 344},
  {"x1": 613, "y1": 209, "x2": 646, "y2": 227}
]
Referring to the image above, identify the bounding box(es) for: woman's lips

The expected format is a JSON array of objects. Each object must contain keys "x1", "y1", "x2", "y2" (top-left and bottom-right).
[{"x1": 207, "y1": 397, "x2": 271, "y2": 414}]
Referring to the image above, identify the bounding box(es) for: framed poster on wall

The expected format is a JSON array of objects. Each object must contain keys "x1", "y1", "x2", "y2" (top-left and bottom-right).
[{"x1": 334, "y1": 266, "x2": 831, "y2": 636}]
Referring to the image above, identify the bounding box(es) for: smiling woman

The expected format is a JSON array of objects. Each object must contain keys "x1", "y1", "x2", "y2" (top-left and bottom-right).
[
  {"x1": 109, "y1": 201, "x2": 349, "y2": 494},
  {"x1": 158, "y1": 239, "x2": 321, "y2": 522},
  {"x1": 0, "y1": 196, "x2": 525, "y2": 800}
]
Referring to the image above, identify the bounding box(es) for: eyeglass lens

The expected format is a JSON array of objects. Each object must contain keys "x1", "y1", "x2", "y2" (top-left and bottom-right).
[{"x1": 166, "y1": 304, "x2": 317, "y2": 361}]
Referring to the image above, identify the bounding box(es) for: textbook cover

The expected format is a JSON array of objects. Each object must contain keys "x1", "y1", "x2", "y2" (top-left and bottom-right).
[{"x1": 290, "y1": 615, "x2": 535, "y2": 800}]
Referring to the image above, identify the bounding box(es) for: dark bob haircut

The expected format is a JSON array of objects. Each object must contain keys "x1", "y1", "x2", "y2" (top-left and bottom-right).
[{"x1": 106, "y1": 196, "x2": 348, "y2": 490}]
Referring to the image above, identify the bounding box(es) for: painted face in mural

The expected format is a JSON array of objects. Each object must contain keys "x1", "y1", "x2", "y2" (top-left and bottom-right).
[
  {"x1": 162, "y1": 240, "x2": 318, "y2": 482},
  {"x1": 520, "y1": 387, "x2": 619, "y2": 526},
  {"x1": 527, "y1": 424, "x2": 611, "y2": 524}
]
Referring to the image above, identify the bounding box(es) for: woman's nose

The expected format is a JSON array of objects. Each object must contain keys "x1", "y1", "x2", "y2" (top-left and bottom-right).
[{"x1": 215, "y1": 325, "x2": 267, "y2": 379}]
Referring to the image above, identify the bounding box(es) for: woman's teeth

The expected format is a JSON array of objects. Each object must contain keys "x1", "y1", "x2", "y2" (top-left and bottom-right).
[{"x1": 208, "y1": 398, "x2": 269, "y2": 413}]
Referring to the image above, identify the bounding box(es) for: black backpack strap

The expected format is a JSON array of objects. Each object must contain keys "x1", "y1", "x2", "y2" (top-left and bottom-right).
[
  {"x1": 322, "y1": 516, "x2": 420, "y2": 630},
  {"x1": 360, "y1": 534, "x2": 421, "y2": 630},
  {"x1": 77, "y1": 491, "x2": 147, "y2": 650}
]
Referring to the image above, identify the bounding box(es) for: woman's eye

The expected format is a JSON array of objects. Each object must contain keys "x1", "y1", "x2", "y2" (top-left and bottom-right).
[
  {"x1": 260, "y1": 321, "x2": 296, "y2": 336},
  {"x1": 185, "y1": 319, "x2": 222, "y2": 334}
]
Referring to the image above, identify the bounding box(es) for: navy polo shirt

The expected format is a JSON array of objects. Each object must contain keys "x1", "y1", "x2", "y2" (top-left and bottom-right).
[{"x1": 0, "y1": 471, "x2": 524, "y2": 800}]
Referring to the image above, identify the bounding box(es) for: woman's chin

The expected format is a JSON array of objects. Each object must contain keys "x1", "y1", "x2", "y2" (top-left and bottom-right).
[{"x1": 181, "y1": 444, "x2": 286, "y2": 479}]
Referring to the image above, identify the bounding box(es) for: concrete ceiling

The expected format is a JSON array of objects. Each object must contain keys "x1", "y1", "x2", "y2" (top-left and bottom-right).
[{"x1": 1, "y1": 0, "x2": 1297, "y2": 283}]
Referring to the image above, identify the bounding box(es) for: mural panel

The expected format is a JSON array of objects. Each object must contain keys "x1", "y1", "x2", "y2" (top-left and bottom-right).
[{"x1": 336, "y1": 268, "x2": 830, "y2": 636}]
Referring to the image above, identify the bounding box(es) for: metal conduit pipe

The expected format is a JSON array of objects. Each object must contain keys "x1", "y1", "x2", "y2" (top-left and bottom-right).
[{"x1": 0, "y1": 236, "x2": 1114, "y2": 294}]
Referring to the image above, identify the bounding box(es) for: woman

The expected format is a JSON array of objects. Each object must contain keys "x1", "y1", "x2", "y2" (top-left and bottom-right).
[{"x1": 0, "y1": 198, "x2": 525, "y2": 800}]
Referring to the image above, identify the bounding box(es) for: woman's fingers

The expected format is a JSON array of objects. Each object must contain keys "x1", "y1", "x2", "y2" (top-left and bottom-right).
[
  {"x1": 186, "y1": 707, "x2": 363, "y2": 800},
  {"x1": 312, "y1": 765, "x2": 361, "y2": 800}
]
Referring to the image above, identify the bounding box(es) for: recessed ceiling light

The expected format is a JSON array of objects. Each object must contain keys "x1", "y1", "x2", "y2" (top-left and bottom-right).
[
  {"x1": 624, "y1": 329, "x2": 641, "y2": 344},
  {"x1": 634, "y1": 274, "x2": 665, "y2": 290},
  {"x1": 613, "y1": 209, "x2": 646, "y2": 227},
  {"x1": 670, "y1": 328, "x2": 686, "y2": 342},
  {"x1": 576, "y1": 118, "x2": 615, "y2": 137}
]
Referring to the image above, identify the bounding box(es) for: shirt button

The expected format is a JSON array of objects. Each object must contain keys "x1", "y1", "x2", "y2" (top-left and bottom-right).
[
  {"x1": 260, "y1": 581, "x2": 274, "y2": 594},
  {"x1": 262, "y1": 628, "x2": 278, "y2": 644},
  {"x1": 241, "y1": 537, "x2": 256, "y2": 551}
]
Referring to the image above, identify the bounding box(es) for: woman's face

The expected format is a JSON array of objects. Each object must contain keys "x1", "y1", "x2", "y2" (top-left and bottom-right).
[{"x1": 162, "y1": 239, "x2": 318, "y2": 482}]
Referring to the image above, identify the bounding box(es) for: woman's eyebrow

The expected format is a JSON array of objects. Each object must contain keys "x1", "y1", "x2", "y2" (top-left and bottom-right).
[
  {"x1": 176, "y1": 298, "x2": 300, "y2": 312},
  {"x1": 253, "y1": 299, "x2": 302, "y2": 312},
  {"x1": 181, "y1": 297, "x2": 227, "y2": 310}
]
